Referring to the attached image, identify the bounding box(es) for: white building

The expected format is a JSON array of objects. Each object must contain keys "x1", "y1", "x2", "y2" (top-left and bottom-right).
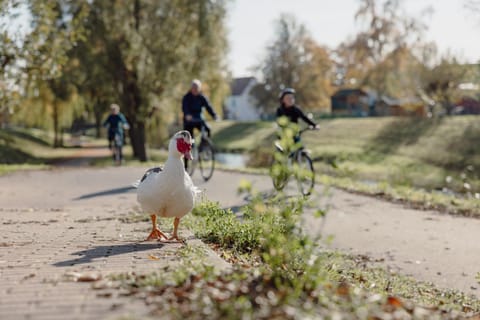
[{"x1": 224, "y1": 77, "x2": 261, "y2": 121}]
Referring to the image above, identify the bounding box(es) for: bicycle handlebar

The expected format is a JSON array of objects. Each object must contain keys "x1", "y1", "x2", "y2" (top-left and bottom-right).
[{"x1": 298, "y1": 126, "x2": 319, "y2": 135}]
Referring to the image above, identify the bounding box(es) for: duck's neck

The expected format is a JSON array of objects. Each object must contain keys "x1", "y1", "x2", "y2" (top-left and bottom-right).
[{"x1": 164, "y1": 155, "x2": 186, "y2": 177}]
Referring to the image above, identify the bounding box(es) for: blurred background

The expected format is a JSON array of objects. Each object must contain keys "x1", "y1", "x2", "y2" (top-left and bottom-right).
[{"x1": 0, "y1": 0, "x2": 479, "y2": 194}]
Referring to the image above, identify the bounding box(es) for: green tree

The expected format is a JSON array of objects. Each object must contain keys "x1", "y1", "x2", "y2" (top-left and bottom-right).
[
  {"x1": 22, "y1": 1, "x2": 88, "y2": 146},
  {"x1": 420, "y1": 55, "x2": 468, "y2": 115},
  {"x1": 70, "y1": 0, "x2": 229, "y2": 160},
  {"x1": 336, "y1": 0, "x2": 431, "y2": 99},
  {"x1": 0, "y1": 0, "x2": 24, "y2": 127},
  {"x1": 252, "y1": 14, "x2": 334, "y2": 114}
]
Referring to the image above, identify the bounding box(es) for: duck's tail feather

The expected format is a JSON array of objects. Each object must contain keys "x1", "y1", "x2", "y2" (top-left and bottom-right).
[{"x1": 131, "y1": 180, "x2": 141, "y2": 188}]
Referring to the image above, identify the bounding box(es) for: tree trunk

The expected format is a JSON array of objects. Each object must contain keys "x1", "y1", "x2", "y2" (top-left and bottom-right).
[
  {"x1": 94, "y1": 108, "x2": 102, "y2": 138},
  {"x1": 122, "y1": 70, "x2": 146, "y2": 161},
  {"x1": 444, "y1": 97, "x2": 453, "y2": 115},
  {"x1": 128, "y1": 121, "x2": 147, "y2": 161},
  {"x1": 53, "y1": 99, "x2": 60, "y2": 148}
]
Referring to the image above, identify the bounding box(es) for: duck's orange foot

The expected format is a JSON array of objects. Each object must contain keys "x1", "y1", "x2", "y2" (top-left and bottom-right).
[
  {"x1": 168, "y1": 234, "x2": 185, "y2": 243},
  {"x1": 146, "y1": 228, "x2": 168, "y2": 241}
]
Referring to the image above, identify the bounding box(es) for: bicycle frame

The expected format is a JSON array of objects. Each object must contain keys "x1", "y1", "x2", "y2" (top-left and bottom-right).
[
  {"x1": 191, "y1": 124, "x2": 208, "y2": 160},
  {"x1": 185, "y1": 120, "x2": 215, "y2": 181},
  {"x1": 271, "y1": 127, "x2": 316, "y2": 195},
  {"x1": 274, "y1": 127, "x2": 313, "y2": 157},
  {"x1": 111, "y1": 132, "x2": 123, "y2": 165}
]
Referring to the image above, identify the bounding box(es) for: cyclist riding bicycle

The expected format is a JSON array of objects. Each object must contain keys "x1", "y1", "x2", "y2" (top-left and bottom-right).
[
  {"x1": 182, "y1": 79, "x2": 218, "y2": 169},
  {"x1": 103, "y1": 104, "x2": 129, "y2": 162},
  {"x1": 276, "y1": 88, "x2": 318, "y2": 143}
]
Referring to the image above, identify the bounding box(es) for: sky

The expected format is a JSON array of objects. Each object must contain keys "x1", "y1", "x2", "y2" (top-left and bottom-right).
[
  {"x1": 4, "y1": 1, "x2": 478, "y2": 78},
  {"x1": 227, "y1": 0, "x2": 480, "y2": 77}
]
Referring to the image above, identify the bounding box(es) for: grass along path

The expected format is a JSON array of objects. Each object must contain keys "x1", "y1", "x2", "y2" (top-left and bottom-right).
[
  {"x1": 0, "y1": 127, "x2": 104, "y2": 173},
  {"x1": 214, "y1": 162, "x2": 480, "y2": 218},
  {"x1": 210, "y1": 117, "x2": 480, "y2": 215},
  {"x1": 210, "y1": 117, "x2": 480, "y2": 194}
]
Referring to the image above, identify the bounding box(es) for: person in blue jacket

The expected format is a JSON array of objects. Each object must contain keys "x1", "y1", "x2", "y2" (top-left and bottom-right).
[
  {"x1": 182, "y1": 79, "x2": 217, "y2": 138},
  {"x1": 103, "y1": 104, "x2": 129, "y2": 161}
]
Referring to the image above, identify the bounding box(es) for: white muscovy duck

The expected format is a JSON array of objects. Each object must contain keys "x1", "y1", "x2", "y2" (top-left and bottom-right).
[{"x1": 136, "y1": 130, "x2": 198, "y2": 241}]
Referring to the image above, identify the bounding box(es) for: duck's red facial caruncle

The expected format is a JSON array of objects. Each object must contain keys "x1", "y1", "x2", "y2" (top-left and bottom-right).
[{"x1": 176, "y1": 138, "x2": 193, "y2": 160}]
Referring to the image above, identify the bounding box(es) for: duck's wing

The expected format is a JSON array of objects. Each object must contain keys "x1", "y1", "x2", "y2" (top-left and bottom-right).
[
  {"x1": 140, "y1": 167, "x2": 163, "y2": 182},
  {"x1": 184, "y1": 171, "x2": 202, "y2": 198},
  {"x1": 132, "y1": 166, "x2": 163, "y2": 188}
]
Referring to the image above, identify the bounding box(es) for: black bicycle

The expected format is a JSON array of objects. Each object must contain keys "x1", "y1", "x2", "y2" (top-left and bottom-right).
[
  {"x1": 185, "y1": 122, "x2": 215, "y2": 181},
  {"x1": 111, "y1": 132, "x2": 123, "y2": 166},
  {"x1": 270, "y1": 127, "x2": 316, "y2": 196}
]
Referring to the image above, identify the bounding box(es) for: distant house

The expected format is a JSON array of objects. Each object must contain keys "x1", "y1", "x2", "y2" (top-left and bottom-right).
[
  {"x1": 331, "y1": 89, "x2": 369, "y2": 116},
  {"x1": 331, "y1": 88, "x2": 427, "y2": 117},
  {"x1": 224, "y1": 77, "x2": 260, "y2": 121},
  {"x1": 453, "y1": 97, "x2": 480, "y2": 115},
  {"x1": 375, "y1": 96, "x2": 427, "y2": 117}
]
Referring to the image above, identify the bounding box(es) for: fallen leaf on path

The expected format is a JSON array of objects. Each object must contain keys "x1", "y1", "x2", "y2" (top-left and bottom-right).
[
  {"x1": 92, "y1": 280, "x2": 116, "y2": 290},
  {"x1": 148, "y1": 254, "x2": 160, "y2": 260},
  {"x1": 336, "y1": 282, "x2": 350, "y2": 297},
  {"x1": 65, "y1": 271, "x2": 102, "y2": 282},
  {"x1": 78, "y1": 273, "x2": 102, "y2": 282},
  {"x1": 22, "y1": 273, "x2": 35, "y2": 280},
  {"x1": 96, "y1": 292, "x2": 113, "y2": 298},
  {"x1": 387, "y1": 296, "x2": 403, "y2": 308}
]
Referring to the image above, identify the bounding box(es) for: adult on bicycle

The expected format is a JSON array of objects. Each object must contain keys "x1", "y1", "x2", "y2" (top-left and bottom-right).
[
  {"x1": 103, "y1": 104, "x2": 129, "y2": 164},
  {"x1": 182, "y1": 79, "x2": 218, "y2": 169},
  {"x1": 276, "y1": 88, "x2": 319, "y2": 139}
]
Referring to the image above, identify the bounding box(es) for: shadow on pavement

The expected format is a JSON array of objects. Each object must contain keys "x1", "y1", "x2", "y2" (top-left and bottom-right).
[
  {"x1": 53, "y1": 242, "x2": 164, "y2": 267},
  {"x1": 73, "y1": 186, "x2": 136, "y2": 200}
]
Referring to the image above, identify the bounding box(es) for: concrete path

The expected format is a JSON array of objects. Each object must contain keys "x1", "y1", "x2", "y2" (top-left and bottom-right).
[{"x1": 1, "y1": 164, "x2": 480, "y2": 319}]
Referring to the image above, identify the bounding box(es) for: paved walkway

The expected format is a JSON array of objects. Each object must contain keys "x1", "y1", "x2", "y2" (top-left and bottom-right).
[
  {"x1": 2, "y1": 163, "x2": 480, "y2": 319},
  {"x1": 0, "y1": 167, "x2": 226, "y2": 320}
]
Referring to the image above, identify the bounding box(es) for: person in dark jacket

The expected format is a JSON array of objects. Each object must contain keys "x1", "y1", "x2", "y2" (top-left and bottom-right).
[
  {"x1": 276, "y1": 88, "x2": 318, "y2": 144},
  {"x1": 182, "y1": 79, "x2": 217, "y2": 138},
  {"x1": 276, "y1": 88, "x2": 317, "y2": 129}
]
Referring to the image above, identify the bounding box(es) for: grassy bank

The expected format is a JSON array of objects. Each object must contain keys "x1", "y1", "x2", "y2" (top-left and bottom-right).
[
  {"x1": 0, "y1": 127, "x2": 97, "y2": 174},
  {"x1": 211, "y1": 120, "x2": 276, "y2": 152},
  {"x1": 211, "y1": 117, "x2": 480, "y2": 195}
]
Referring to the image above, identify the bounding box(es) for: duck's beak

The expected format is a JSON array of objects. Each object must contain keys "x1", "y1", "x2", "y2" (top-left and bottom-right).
[
  {"x1": 184, "y1": 148, "x2": 193, "y2": 160},
  {"x1": 184, "y1": 139, "x2": 193, "y2": 160}
]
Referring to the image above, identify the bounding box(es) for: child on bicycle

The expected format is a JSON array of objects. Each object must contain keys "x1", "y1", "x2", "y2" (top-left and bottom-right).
[
  {"x1": 103, "y1": 104, "x2": 130, "y2": 162},
  {"x1": 276, "y1": 88, "x2": 318, "y2": 143}
]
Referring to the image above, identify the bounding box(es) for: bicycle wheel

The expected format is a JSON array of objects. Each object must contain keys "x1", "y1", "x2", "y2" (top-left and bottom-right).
[
  {"x1": 270, "y1": 151, "x2": 289, "y2": 191},
  {"x1": 198, "y1": 138, "x2": 215, "y2": 181},
  {"x1": 295, "y1": 151, "x2": 315, "y2": 196},
  {"x1": 186, "y1": 146, "x2": 197, "y2": 176},
  {"x1": 114, "y1": 146, "x2": 122, "y2": 165},
  {"x1": 113, "y1": 135, "x2": 122, "y2": 165}
]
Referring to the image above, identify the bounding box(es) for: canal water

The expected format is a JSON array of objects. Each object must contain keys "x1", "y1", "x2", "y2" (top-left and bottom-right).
[{"x1": 216, "y1": 153, "x2": 248, "y2": 168}]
